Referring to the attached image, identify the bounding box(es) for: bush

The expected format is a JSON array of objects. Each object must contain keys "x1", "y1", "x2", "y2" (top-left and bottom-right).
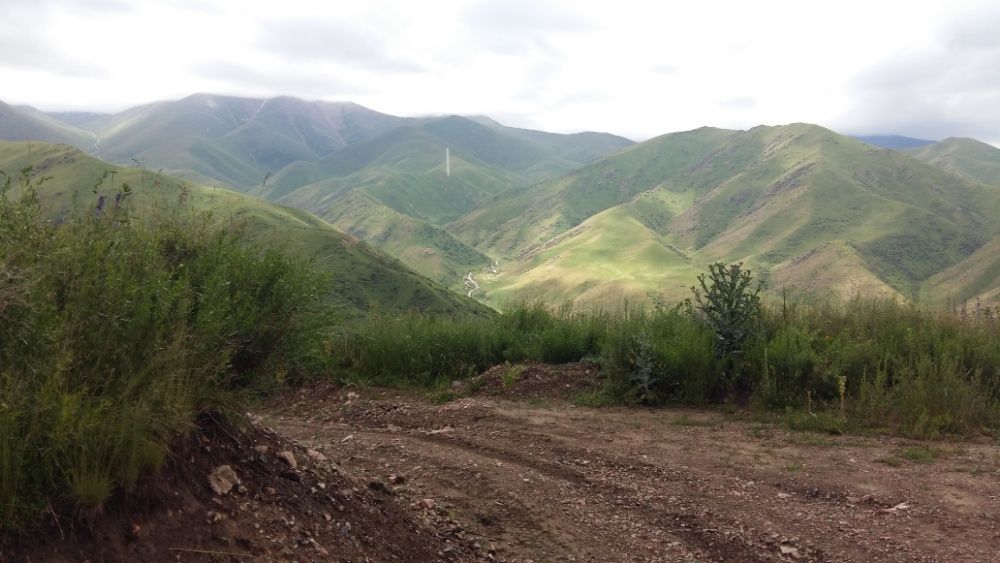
[
  {"x1": 0, "y1": 173, "x2": 328, "y2": 531},
  {"x1": 690, "y1": 262, "x2": 764, "y2": 357}
]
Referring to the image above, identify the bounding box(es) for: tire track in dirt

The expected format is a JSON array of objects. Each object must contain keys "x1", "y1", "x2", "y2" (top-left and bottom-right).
[{"x1": 266, "y1": 386, "x2": 1000, "y2": 562}]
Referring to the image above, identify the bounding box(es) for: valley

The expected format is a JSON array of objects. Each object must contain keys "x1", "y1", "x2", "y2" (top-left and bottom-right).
[
  {"x1": 5, "y1": 2, "x2": 1000, "y2": 561},
  {"x1": 4, "y1": 95, "x2": 999, "y2": 308}
]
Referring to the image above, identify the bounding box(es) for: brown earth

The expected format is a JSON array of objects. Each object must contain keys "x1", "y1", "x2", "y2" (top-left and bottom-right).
[
  {"x1": 265, "y1": 364, "x2": 1000, "y2": 562},
  {"x1": 0, "y1": 415, "x2": 475, "y2": 562},
  {"x1": 6, "y1": 363, "x2": 999, "y2": 562}
]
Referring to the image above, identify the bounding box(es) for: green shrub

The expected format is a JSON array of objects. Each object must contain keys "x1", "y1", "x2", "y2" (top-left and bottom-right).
[
  {"x1": 690, "y1": 262, "x2": 764, "y2": 357},
  {"x1": 0, "y1": 173, "x2": 328, "y2": 531}
]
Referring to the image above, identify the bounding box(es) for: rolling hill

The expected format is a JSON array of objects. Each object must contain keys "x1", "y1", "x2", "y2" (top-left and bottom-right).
[
  {"x1": 462, "y1": 124, "x2": 1000, "y2": 307},
  {"x1": 253, "y1": 114, "x2": 632, "y2": 285},
  {"x1": 0, "y1": 101, "x2": 95, "y2": 148},
  {"x1": 4, "y1": 95, "x2": 632, "y2": 287},
  {"x1": 0, "y1": 140, "x2": 487, "y2": 315},
  {"x1": 853, "y1": 135, "x2": 935, "y2": 150},
  {"x1": 909, "y1": 137, "x2": 1000, "y2": 186},
  {"x1": 81, "y1": 94, "x2": 408, "y2": 188}
]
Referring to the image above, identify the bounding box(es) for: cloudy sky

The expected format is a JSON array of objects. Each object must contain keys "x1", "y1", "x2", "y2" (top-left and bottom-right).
[{"x1": 2, "y1": 0, "x2": 999, "y2": 143}]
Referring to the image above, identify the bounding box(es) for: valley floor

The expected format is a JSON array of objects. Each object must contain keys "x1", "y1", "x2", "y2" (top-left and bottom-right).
[{"x1": 266, "y1": 368, "x2": 1000, "y2": 562}]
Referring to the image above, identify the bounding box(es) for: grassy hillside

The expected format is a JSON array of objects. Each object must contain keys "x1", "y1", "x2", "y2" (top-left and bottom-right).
[
  {"x1": 909, "y1": 137, "x2": 1000, "y2": 185},
  {"x1": 468, "y1": 115, "x2": 634, "y2": 162},
  {"x1": 0, "y1": 141, "x2": 485, "y2": 315},
  {"x1": 923, "y1": 236, "x2": 1000, "y2": 306},
  {"x1": 468, "y1": 124, "x2": 1000, "y2": 307},
  {"x1": 0, "y1": 101, "x2": 95, "y2": 148},
  {"x1": 260, "y1": 117, "x2": 620, "y2": 285},
  {"x1": 19, "y1": 96, "x2": 629, "y2": 286},
  {"x1": 853, "y1": 135, "x2": 934, "y2": 149},
  {"x1": 88, "y1": 94, "x2": 406, "y2": 188}
]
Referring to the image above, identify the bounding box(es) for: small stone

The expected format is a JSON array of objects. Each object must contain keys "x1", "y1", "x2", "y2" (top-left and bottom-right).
[
  {"x1": 777, "y1": 492, "x2": 792, "y2": 500},
  {"x1": 208, "y1": 465, "x2": 240, "y2": 496},
  {"x1": 779, "y1": 545, "x2": 800, "y2": 558},
  {"x1": 254, "y1": 445, "x2": 269, "y2": 455},
  {"x1": 341, "y1": 435, "x2": 355, "y2": 443},
  {"x1": 277, "y1": 450, "x2": 297, "y2": 468},
  {"x1": 389, "y1": 474, "x2": 405, "y2": 485},
  {"x1": 265, "y1": 486, "x2": 277, "y2": 495},
  {"x1": 346, "y1": 391, "x2": 360, "y2": 400},
  {"x1": 307, "y1": 448, "x2": 327, "y2": 462},
  {"x1": 418, "y1": 498, "x2": 436, "y2": 510}
]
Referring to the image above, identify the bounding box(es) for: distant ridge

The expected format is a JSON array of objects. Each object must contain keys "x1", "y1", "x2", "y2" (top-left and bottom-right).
[
  {"x1": 909, "y1": 137, "x2": 1000, "y2": 185},
  {"x1": 853, "y1": 134, "x2": 935, "y2": 150}
]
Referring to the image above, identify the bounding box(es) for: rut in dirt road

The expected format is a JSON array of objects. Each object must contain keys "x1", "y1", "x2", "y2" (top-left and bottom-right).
[{"x1": 266, "y1": 380, "x2": 1000, "y2": 562}]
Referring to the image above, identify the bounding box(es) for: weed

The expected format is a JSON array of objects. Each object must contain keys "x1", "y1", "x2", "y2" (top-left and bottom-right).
[
  {"x1": 0, "y1": 170, "x2": 328, "y2": 531},
  {"x1": 502, "y1": 365, "x2": 525, "y2": 390},
  {"x1": 899, "y1": 446, "x2": 940, "y2": 463}
]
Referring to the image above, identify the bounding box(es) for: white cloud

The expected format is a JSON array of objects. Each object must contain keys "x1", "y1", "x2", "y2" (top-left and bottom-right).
[{"x1": 0, "y1": 0, "x2": 997, "y2": 144}]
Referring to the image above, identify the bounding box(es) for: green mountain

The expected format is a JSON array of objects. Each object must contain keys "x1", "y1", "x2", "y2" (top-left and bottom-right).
[
  {"x1": 0, "y1": 101, "x2": 95, "y2": 148},
  {"x1": 0, "y1": 140, "x2": 486, "y2": 315},
  {"x1": 909, "y1": 137, "x2": 1000, "y2": 186},
  {"x1": 854, "y1": 135, "x2": 935, "y2": 150},
  {"x1": 465, "y1": 115, "x2": 634, "y2": 164},
  {"x1": 83, "y1": 94, "x2": 407, "y2": 188},
  {"x1": 923, "y1": 236, "x2": 1000, "y2": 306},
  {"x1": 8, "y1": 95, "x2": 632, "y2": 287},
  {"x1": 463, "y1": 124, "x2": 1000, "y2": 307},
  {"x1": 256, "y1": 115, "x2": 632, "y2": 286}
]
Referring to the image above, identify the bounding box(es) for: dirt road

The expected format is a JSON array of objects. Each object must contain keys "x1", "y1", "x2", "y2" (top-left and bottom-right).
[{"x1": 265, "y1": 366, "x2": 1000, "y2": 562}]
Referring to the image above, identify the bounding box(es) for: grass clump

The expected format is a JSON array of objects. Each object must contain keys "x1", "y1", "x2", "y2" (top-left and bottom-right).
[{"x1": 0, "y1": 170, "x2": 328, "y2": 531}]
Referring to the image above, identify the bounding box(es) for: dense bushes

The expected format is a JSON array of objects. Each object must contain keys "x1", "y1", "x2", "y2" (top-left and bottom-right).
[
  {"x1": 330, "y1": 303, "x2": 607, "y2": 386},
  {"x1": 332, "y1": 289, "x2": 1000, "y2": 439},
  {"x1": 0, "y1": 174, "x2": 328, "y2": 530}
]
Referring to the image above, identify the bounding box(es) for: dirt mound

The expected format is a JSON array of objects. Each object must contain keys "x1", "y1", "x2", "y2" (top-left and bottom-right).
[
  {"x1": 1, "y1": 415, "x2": 476, "y2": 562},
  {"x1": 468, "y1": 362, "x2": 601, "y2": 400}
]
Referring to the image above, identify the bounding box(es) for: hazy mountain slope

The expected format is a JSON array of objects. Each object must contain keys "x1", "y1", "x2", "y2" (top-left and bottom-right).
[
  {"x1": 92, "y1": 94, "x2": 405, "y2": 188},
  {"x1": 42, "y1": 110, "x2": 110, "y2": 129},
  {"x1": 909, "y1": 137, "x2": 1000, "y2": 185},
  {"x1": 471, "y1": 124, "x2": 1000, "y2": 306},
  {"x1": 260, "y1": 117, "x2": 605, "y2": 285},
  {"x1": 15, "y1": 94, "x2": 630, "y2": 289},
  {"x1": 468, "y1": 115, "x2": 634, "y2": 162},
  {"x1": 923, "y1": 236, "x2": 1000, "y2": 306},
  {"x1": 0, "y1": 101, "x2": 94, "y2": 148},
  {"x1": 0, "y1": 140, "x2": 485, "y2": 315},
  {"x1": 450, "y1": 126, "x2": 742, "y2": 256},
  {"x1": 854, "y1": 135, "x2": 935, "y2": 150},
  {"x1": 320, "y1": 191, "x2": 491, "y2": 285}
]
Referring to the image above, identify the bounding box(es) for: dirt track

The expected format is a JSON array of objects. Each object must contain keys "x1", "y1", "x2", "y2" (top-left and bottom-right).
[{"x1": 265, "y1": 367, "x2": 1000, "y2": 562}]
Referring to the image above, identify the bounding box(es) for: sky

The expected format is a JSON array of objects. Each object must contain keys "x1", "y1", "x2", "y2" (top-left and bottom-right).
[{"x1": 2, "y1": 0, "x2": 999, "y2": 143}]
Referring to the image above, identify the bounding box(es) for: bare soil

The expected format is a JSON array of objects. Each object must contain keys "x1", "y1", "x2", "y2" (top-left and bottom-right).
[
  {"x1": 0, "y1": 415, "x2": 475, "y2": 562},
  {"x1": 265, "y1": 364, "x2": 1000, "y2": 562},
  {"x1": 6, "y1": 363, "x2": 999, "y2": 562}
]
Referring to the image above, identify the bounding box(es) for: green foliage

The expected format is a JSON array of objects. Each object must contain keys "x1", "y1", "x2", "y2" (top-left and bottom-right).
[
  {"x1": 330, "y1": 292, "x2": 1000, "y2": 439},
  {"x1": 691, "y1": 262, "x2": 764, "y2": 357},
  {"x1": 329, "y1": 303, "x2": 607, "y2": 387},
  {"x1": 601, "y1": 305, "x2": 720, "y2": 404},
  {"x1": 0, "y1": 171, "x2": 329, "y2": 531}
]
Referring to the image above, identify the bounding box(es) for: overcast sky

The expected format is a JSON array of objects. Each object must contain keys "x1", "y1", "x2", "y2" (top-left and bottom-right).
[{"x1": 2, "y1": 0, "x2": 999, "y2": 143}]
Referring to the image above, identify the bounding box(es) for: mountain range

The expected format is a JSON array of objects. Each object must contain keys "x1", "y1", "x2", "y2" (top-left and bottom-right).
[
  {"x1": 0, "y1": 139, "x2": 486, "y2": 316},
  {"x1": 2, "y1": 95, "x2": 998, "y2": 307}
]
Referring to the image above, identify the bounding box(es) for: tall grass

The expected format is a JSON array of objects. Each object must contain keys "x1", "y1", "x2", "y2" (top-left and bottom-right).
[
  {"x1": 0, "y1": 172, "x2": 329, "y2": 531},
  {"x1": 331, "y1": 295, "x2": 1000, "y2": 438},
  {"x1": 331, "y1": 303, "x2": 607, "y2": 386}
]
